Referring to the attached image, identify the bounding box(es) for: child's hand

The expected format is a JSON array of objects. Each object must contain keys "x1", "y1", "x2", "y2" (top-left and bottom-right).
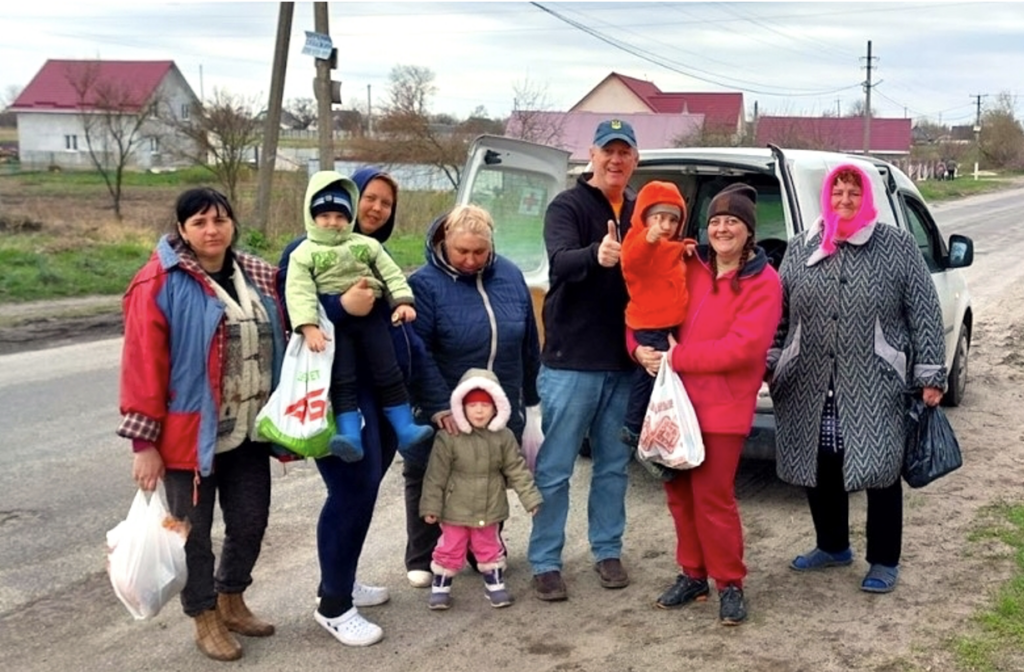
[
  {"x1": 392, "y1": 304, "x2": 416, "y2": 325},
  {"x1": 646, "y1": 220, "x2": 672, "y2": 243},
  {"x1": 529, "y1": 507, "x2": 539, "y2": 517},
  {"x1": 682, "y1": 239, "x2": 698, "y2": 257},
  {"x1": 424, "y1": 514, "x2": 438, "y2": 524},
  {"x1": 300, "y1": 325, "x2": 328, "y2": 352}
]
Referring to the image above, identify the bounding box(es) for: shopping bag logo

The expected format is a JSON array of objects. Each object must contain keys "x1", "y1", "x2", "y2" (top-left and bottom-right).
[
  {"x1": 284, "y1": 388, "x2": 328, "y2": 423},
  {"x1": 639, "y1": 414, "x2": 680, "y2": 451}
]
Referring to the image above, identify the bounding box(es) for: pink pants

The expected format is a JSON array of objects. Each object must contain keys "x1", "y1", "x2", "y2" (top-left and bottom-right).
[
  {"x1": 663, "y1": 433, "x2": 746, "y2": 587},
  {"x1": 431, "y1": 523, "x2": 504, "y2": 574}
]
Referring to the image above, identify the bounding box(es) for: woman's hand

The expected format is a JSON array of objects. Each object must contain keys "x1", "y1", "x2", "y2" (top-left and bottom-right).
[
  {"x1": 424, "y1": 515, "x2": 438, "y2": 524},
  {"x1": 132, "y1": 446, "x2": 165, "y2": 492},
  {"x1": 922, "y1": 386, "x2": 943, "y2": 407},
  {"x1": 433, "y1": 410, "x2": 459, "y2": 435},
  {"x1": 340, "y1": 277, "x2": 375, "y2": 317}
]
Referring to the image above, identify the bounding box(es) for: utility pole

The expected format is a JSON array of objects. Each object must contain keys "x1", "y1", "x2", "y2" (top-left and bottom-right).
[
  {"x1": 835, "y1": 98, "x2": 842, "y2": 118},
  {"x1": 970, "y1": 93, "x2": 988, "y2": 180},
  {"x1": 314, "y1": 2, "x2": 334, "y2": 171},
  {"x1": 256, "y1": 2, "x2": 293, "y2": 233},
  {"x1": 367, "y1": 83, "x2": 373, "y2": 137},
  {"x1": 861, "y1": 40, "x2": 876, "y2": 155}
]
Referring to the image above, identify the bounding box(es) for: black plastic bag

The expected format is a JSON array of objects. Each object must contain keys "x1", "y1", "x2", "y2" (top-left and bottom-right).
[{"x1": 902, "y1": 397, "x2": 963, "y2": 488}]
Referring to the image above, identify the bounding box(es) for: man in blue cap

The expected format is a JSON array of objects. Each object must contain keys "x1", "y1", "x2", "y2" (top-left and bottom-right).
[{"x1": 528, "y1": 119, "x2": 640, "y2": 600}]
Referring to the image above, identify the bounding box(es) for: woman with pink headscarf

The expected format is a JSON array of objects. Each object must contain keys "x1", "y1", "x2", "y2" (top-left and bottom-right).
[{"x1": 766, "y1": 164, "x2": 946, "y2": 594}]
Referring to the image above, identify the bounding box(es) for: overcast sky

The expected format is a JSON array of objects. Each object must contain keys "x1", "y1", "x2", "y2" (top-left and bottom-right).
[{"x1": 3, "y1": 1, "x2": 1022, "y2": 126}]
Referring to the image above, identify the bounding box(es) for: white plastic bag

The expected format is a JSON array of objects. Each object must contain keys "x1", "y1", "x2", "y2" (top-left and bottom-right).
[
  {"x1": 255, "y1": 306, "x2": 336, "y2": 458},
  {"x1": 106, "y1": 481, "x2": 189, "y2": 620},
  {"x1": 637, "y1": 354, "x2": 705, "y2": 470},
  {"x1": 521, "y1": 405, "x2": 543, "y2": 473}
]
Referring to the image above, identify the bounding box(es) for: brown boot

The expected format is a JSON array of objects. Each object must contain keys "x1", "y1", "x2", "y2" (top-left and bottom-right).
[
  {"x1": 193, "y1": 608, "x2": 243, "y2": 661},
  {"x1": 217, "y1": 592, "x2": 275, "y2": 637}
]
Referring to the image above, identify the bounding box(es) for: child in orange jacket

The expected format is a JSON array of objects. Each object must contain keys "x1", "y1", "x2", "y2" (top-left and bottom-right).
[{"x1": 620, "y1": 180, "x2": 694, "y2": 452}]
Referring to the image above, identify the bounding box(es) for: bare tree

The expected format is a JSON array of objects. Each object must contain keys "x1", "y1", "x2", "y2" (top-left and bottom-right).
[
  {"x1": 65, "y1": 62, "x2": 162, "y2": 220},
  {"x1": 980, "y1": 91, "x2": 1024, "y2": 169},
  {"x1": 0, "y1": 85, "x2": 20, "y2": 127},
  {"x1": 846, "y1": 99, "x2": 878, "y2": 118},
  {"x1": 372, "y1": 65, "x2": 466, "y2": 188},
  {"x1": 507, "y1": 78, "x2": 565, "y2": 146},
  {"x1": 165, "y1": 88, "x2": 263, "y2": 204},
  {"x1": 386, "y1": 65, "x2": 436, "y2": 117},
  {"x1": 284, "y1": 97, "x2": 317, "y2": 130}
]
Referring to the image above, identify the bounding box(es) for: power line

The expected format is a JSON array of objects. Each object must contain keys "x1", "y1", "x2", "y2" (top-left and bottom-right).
[{"x1": 530, "y1": 2, "x2": 862, "y2": 98}]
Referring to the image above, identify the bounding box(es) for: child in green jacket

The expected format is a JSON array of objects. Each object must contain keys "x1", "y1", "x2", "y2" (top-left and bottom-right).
[{"x1": 285, "y1": 170, "x2": 432, "y2": 460}]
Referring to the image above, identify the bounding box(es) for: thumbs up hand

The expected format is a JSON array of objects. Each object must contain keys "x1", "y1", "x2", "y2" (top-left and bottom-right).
[{"x1": 597, "y1": 220, "x2": 622, "y2": 267}]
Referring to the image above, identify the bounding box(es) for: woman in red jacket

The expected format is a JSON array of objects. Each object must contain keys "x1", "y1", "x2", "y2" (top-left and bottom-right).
[{"x1": 630, "y1": 183, "x2": 782, "y2": 626}]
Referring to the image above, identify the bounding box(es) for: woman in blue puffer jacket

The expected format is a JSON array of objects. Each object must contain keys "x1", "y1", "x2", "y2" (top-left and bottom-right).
[{"x1": 402, "y1": 203, "x2": 542, "y2": 588}]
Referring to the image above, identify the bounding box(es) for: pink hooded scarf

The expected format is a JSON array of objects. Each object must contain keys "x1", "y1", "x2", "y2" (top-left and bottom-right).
[{"x1": 818, "y1": 163, "x2": 878, "y2": 256}]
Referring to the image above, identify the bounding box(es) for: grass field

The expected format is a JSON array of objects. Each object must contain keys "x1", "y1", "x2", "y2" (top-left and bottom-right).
[
  {"x1": 0, "y1": 167, "x2": 453, "y2": 302},
  {"x1": 916, "y1": 176, "x2": 1017, "y2": 202}
]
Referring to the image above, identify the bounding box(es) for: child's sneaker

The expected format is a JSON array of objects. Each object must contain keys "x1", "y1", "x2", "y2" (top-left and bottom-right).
[
  {"x1": 428, "y1": 573, "x2": 453, "y2": 610},
  {"x1": 482, "y1": 567, "x2": 512, "y2": 608}
]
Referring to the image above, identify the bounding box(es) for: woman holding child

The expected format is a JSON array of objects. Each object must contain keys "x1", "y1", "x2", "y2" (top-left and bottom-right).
[{"x1": 631, "y1": 183, "x2": 782, "y2": 626}]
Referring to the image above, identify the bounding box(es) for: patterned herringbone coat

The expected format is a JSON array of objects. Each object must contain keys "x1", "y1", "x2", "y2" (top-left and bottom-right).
[{"x1": 768, "y1": 212, "x2": 946, "y2": 492}]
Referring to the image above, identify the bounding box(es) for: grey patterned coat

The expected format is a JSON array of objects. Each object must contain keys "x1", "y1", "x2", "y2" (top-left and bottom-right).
[{"x1": 767, "y1": 218, "x2": 947, "y2": 491}]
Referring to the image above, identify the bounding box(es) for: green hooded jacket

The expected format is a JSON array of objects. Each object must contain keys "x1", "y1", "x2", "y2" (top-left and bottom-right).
[{"x1": 284, "y1": 170, "x2": 414, "y2": 329}]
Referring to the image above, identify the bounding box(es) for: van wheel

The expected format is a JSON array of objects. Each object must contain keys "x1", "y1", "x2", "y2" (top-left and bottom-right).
[{"x1": 942, "y1": 325, "x2": 969, "y2": 407}]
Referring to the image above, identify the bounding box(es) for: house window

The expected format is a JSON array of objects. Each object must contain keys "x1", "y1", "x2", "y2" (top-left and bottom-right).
[
  {"x1": 180, "y1": 103, "x2": 191, "y2": 120},
  {"x1": 64, "y1": 135, "x2": 78, "y2": 151},
  {"x1": 150, "y1": 137, "x2": 160, "y2": 153}
]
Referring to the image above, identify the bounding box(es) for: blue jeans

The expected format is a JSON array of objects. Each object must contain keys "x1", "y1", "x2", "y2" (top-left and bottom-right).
[{"x1": 528, "y1": 366, "x2": 632, "y2": 574}]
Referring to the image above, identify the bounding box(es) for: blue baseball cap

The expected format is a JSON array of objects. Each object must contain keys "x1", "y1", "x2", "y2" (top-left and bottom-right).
[{"x1": 593, "y1": 119, "x2": 637, "y2": 148}]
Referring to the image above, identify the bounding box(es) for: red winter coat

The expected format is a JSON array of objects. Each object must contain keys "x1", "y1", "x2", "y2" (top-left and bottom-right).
[
  {"x1": 627, "y1": 246, "x2": 782, "y2": 436},
  {"x1": 621, "y1": 181, "x2": 692, "y2": 330}
]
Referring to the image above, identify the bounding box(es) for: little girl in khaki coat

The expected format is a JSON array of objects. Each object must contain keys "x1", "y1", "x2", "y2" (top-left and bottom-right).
[{"x1": 420, "y1": 368, "x2": 542, "y2": 609}]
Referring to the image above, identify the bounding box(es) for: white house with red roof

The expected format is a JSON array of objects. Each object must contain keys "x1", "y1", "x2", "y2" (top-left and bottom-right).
[
  {"x1": 10, "y1": 59, "x2": 199, "y2": 170},
  {"x1": 570, "y1": 72, "x2": 745, "y2": 139}
]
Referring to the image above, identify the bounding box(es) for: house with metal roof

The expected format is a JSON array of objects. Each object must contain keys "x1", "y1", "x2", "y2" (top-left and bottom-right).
[{"x1": 9, "y1": 59, "x2": 199, "y2": 170}]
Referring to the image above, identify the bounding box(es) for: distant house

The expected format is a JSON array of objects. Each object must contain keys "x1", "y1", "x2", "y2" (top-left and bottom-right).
[
  {"x1": 505, "y1": 110, "x2": 704, "y2": 165},
  {"x1": 570, "y1": 72, "x2": 745, "y2": 139},
  {"x1": 754, "y1": 116, "x2": 912, "y2": 156},
  {"x1": 10, "y1": 59, "x2": 199, "y2": 170}
]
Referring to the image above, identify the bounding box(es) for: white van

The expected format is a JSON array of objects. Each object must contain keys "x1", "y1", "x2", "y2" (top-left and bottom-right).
[{"x1": 456, "y1": 136, "x2": 974, "y2": 460}]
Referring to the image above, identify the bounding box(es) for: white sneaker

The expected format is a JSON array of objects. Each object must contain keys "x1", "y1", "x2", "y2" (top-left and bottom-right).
[
  {"x1": 314, "y1": 607, "x2": 383, "y2": 647},
  {"x1": 352, "y1": 582, "x2": 390, "y2": 607},
  {"x1": 407, "y1": 570, "x2": 433, "y2": 588}
]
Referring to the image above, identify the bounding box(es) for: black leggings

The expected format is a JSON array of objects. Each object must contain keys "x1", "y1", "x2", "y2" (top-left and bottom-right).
[{"x1": 805, "y1": 449, "x2": 903, "y2": 567}]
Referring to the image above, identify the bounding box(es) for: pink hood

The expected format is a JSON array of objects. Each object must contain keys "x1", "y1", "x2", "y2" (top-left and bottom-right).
[{"x1": 819, "y1": 163, "x2": 878, "y2": 256}]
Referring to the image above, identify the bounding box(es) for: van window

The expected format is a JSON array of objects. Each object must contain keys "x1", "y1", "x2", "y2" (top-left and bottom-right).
[
  {"x1": 690, "y1": 176, "x2": 787, "y2": 244},
  {"x1": 901, "y1": 194, "x2": 944, "y2": 272},
  {"x1": 464, "y1": 168, "x2": 555, "y2": 275}
]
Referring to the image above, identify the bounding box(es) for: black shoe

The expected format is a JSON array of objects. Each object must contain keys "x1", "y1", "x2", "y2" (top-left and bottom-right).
[
  {"x1": 634, "y1": 451, "x2": 676, "y2": 482},
  {"x1": 718, "y1": 586, "x2": 747, "y2": 625},
  {"x1": 655, "y1": 574, "x2": 709, "y2": 609}
]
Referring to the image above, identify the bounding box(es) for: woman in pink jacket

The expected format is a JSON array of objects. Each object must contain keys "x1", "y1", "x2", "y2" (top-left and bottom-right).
[{"x1": 630, "y1": 183, "x2": 782, "y2": 626}]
